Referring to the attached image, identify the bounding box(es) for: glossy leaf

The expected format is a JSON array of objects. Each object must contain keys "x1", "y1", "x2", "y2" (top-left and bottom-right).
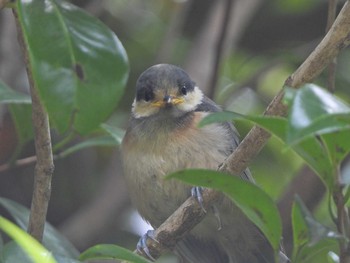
[
  {"x1": 291, "y1": 196, "x2": 309, "y2": 257},
  {"x1": 15, "y1": 0, "x2": 129, "y2": 134},
  {"x1": 199, "y1": 111, "x2": 287, "y2": 139},
  {"x1": 0, "y1": 198, "x2": 79, "y2": 259},
  {"x1": 292, "y1": 196, "x2": 341, "y2": 263},
  {"x1": 295, "y1": 239, "x2": 339, "y2": 263},
  {"x1": 80, "y1": 244, "x2": 152, "y2": 263},
  {"x1": 292, "y1": 197, "x2": 342, "y2": 252},
  {"x1": 0, "y1": 217, "x2": 56, "y2": 263},
  {"x1": 167, "y1": 169, "x2": 282, "y2": 252},
  {"x1": 0, "y1": 80, "x2": 31, "y2": 104},
  {"x1": 199, "y1": 111, "x2": 334, "y2": 188},
  {"x1": 292, "y1": 136, "x2": 334, "y2": 188},
  {"x1": 284, "y1": 84, "x2": 350, "y2": 145},
  {"x1": 322, "y1": 130, "x2": 350, "y2": 168}
]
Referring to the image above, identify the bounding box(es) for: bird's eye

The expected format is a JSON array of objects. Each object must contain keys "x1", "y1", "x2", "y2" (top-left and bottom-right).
[
  {"x1": 144, "y1": 90, "x2": 154, "y2": 102},
  {"x1": 181, "y1": 86, "x2": 187, "y2": 95}
]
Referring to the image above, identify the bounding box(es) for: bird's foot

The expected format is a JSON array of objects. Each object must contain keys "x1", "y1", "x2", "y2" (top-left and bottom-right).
[
  {"x1": 191, "y1": 187, "x2": 223, "y2": 230},
  {"x1": 191, "y1": 186, "x2": 207, "y2": 213},
  {"x1": 137, "y1": 229, "x2": 158, "y2": 261}
]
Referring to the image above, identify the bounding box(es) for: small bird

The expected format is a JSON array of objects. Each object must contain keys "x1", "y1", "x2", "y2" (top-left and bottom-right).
[{"x1": 121, "y1": 64, "x2": 285, "y2": 263}]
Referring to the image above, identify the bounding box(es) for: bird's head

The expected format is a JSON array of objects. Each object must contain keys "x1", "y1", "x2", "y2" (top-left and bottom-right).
[{"x1": 131, "y1": 64, "x2": 203, "y2": 119}]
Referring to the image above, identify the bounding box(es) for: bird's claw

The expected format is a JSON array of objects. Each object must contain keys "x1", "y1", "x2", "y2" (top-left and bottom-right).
[
  {"x1": 191, "y1": 186, "x2": 207, "y2": 213},
  {"x1": 137, "y1": 230, "x2": 158, "y2": 261}
]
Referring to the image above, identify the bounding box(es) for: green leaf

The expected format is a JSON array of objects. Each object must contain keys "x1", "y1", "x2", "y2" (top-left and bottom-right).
[
  {"x1": 79, "y1": 244, "x2": 152, "y2": 263},
  {"x1": 291, "y1": 196, "x2": 310, "y2": 259},
  {"x1": 0, "y1": 217, "x2": 57, "y2": 263},
  {"x1": 199, "y1": 111, "x2": 287, "y2": 139},
  {"x1": 100, "y1": 123, "x2": 125, "y2": 145},
  {"x1": 2, "y1": 243, "x2": 82, "y2": 263},
  {"x1": 15, "y1": 0, "x2": 129, "y2": 135},
  {"x1": 292, "y1": 196, "x2": 342, "y2": 248},
  {"x1": 199, "y1": 111, "x2": 246, "y2": 127},
  {"x1": 167, "y1": 169, "x2": 282, "y2": 252},
  {"x1": 0, "y1": 198, "x2": 79, "y2": 259},
  {"x1": 58, "y1": 135, "x2": 121, "y2": 158},
  {"x1": 295, "y1": 238, "x2": 339, "y2": 263},
  {"x1": 322, "y1": 130, "x2": 350, "y2": 167},
  {"x1": 284, "y1": 84, "x2": 350, "y2": 145},
  {"x1": 199, "y1": 111, "x2": 334, "y2": 188},
  {"x1": 0, "y1": 80, "x2": 31, "y2": 104},
  {"x1": 292, "y1": 137, "x2": 334, "y2": 188}
]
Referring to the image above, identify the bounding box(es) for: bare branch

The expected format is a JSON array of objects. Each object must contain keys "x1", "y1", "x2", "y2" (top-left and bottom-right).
[
  {"x1": 0, "y1": 156, "x2": 37, "y2": 173},
  {"x1": 126, "y1": 1, "x2": 350, "y2": 260},
  {"x1": 13, "y1": 10, "x2": 55, "y2": 242}
]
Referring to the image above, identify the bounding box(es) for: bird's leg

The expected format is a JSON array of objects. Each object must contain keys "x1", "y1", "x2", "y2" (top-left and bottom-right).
[
  {"x1": 137, "y1": 229, "x2": 158, "y2": 261},
  {"x1": 191, "y1": 186, "x2": 207, "y2": 213},
  {"x1": 191, "y1": 186, "x2": 223, "y2": 230}
]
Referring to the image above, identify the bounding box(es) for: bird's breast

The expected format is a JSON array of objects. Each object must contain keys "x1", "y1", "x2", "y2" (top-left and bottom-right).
[{"x1": 121, "y1": 112, "x2": 232, "y2": 225}]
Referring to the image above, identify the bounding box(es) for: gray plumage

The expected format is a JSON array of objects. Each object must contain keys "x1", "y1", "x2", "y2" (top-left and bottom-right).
[{"x1": 121, "y1": 64, "x2": 287, "y2": 263}]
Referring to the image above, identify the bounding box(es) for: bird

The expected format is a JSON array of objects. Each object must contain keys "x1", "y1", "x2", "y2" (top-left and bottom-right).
[{"x1": 121, "y1": 64, "x2": 287, "y2": 263}]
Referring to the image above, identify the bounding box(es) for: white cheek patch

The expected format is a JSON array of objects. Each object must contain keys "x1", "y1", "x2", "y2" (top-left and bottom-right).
[
  {"x1": 131, "y1": 86, "x2": 204, "y2": 118},
  {"x1": 177, "y1": 86, "x2": 203, "y2": 112},
  {"x1": 132, "y1": 99, "x2": 160, "y2": 118}
]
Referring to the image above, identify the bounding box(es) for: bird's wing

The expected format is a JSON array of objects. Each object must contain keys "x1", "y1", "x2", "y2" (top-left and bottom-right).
[
  {"x1": 175, "y1": 234, "x2": 229, "y2": 263},
  {"x1": 195, "y1": 96, "x2": 254, "y2": 182}
]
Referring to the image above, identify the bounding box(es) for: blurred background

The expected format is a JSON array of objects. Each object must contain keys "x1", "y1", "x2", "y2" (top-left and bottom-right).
[{"x1": 1, "y1": 0, "x2": 350, "y2": 261}]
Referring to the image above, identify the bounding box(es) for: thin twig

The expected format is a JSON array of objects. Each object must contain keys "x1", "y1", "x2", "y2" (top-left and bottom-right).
[
  {"x1": 123, "y1": 1, "x2": 350, "y2": 260},
  {"x1": 0, "y1": 156, "x2": 37, "y2": 173},
  {"x1": 207, "y1": 0, "x2": 234, "y2": 99},
  {"x1": 13, "y1": 9, "x2": 55, "y2": 242},
  {"x1": 326, "y1": 0, "x2": 338, "y2": 93}
]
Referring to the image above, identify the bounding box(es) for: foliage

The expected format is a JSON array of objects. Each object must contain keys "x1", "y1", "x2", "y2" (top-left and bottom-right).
[
  {"x1": 1, "y1": 0, "x2": 350, "y2": 263},
  {"x1": 168, "y1": 169, "x2": 282, "y2": 253},
  {"x1": 80, "y1": 244, "x2": 152, "y2": 263},
  {"x1": 0, "y1": 0, "x2": 131, "y2": 262},
  {"x1": 0, "y1": 216, "x2": 56, "y2": 263},
  {"x1": 199, "y1": 84, "x2": 350, "y2": 261},
  {"x1": 15, "y1": 0, "x2": 129, "y2": 135}
]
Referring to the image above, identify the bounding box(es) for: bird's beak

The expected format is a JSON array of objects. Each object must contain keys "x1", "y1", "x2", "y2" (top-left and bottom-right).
[{"x1": 151, "y1": 95, "x2": 184, "y2": 107}]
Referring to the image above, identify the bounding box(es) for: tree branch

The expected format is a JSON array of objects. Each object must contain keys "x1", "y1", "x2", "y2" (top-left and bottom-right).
[
  {"x1": 123, "y1": 1, "x2": 350, "y2": 261},
  {"x1": 13, "y1": 10, "x2": 55, "y2": 242}
]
